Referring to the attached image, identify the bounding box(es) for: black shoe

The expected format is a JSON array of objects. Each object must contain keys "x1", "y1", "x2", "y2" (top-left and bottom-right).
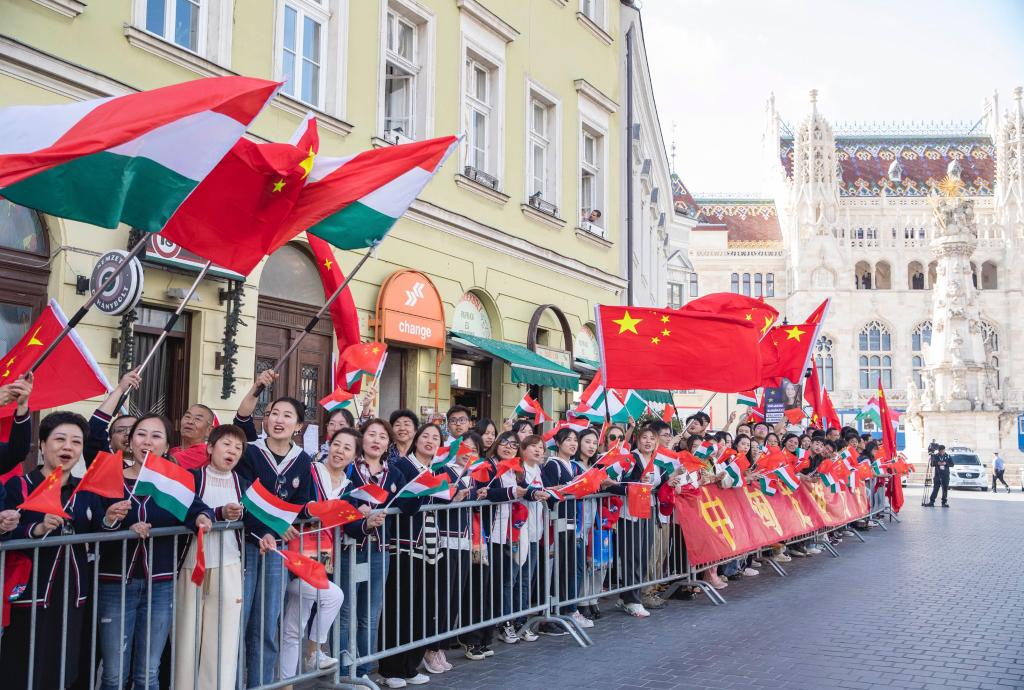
[
  {"x1": 479, "y1": 644, "x2": 494, "y2": 658},
  {"x1": 924, "y1": 502, "x2": 934, "y2": 507},
  {"x1": 941, "y1": 503, "x2": 949, "y2": 508},
  {"x1": 463, "y1": 644, "x2": 487, "y2": 661},
  {"x1": 538, "y1": 622, "x2": 568, "y2": 636},
  {"x1": 672, "y1": 589, "x2": 696, "y2": 601},
  {"x1": 588, "y1": 605, "x2": 602, "y2": 620}
]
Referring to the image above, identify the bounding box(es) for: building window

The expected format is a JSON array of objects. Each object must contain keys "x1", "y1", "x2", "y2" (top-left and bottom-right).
[
  {"x1": 911, "y1": 321, "x2": 932, "y2": 389},
  {"x1": 145, "y1": 0, "x2": 201, "y2": 52},
  {"x1": 908, "y1": 261, "x2": 925, "y2": 289},
  {"x1": 766, "y1": 272, "x2": 775, "y2": 297},
  {"x1": 580, "y1": 126, "x2": 604, "y2": 229},
  {"x1": 730, "y1": 272, "x2": 739, "y2": 293},
  {"x1": 753, "y1": 273, "x2": 763, "y2": 298},
  {"x1": 855, "y1": 260, "x2": 872, "y2": 289},
  {"x1": 858, "y1": 320, "x2": 892, "y2": 389},
  {"x1": 580, "y1": 0, "x2": 606, "y2": 25},
  {"x1": 814, "y1": 335, "x2": 834, "y2": 391},
  {"x1": 689, "y1": 273, "x2": 699, "y2": 298},
  {"x1": 667, "y1": 282, "x2": 684, "y2": 309},
  {"x1": 981, "y1": 261, "x2": 998, "y2": 290},
  {"x1": 0, "y1": 201, "x2": 50, "y2": 356},
  {"x1": 462, "y1": 50, "x2": 502, "y2": 181},
  {"x1": 279, "y1": 0, "x2": 328, "y2": 107},
  {"x1": 741, "y1": 273, "x2": 751, "y2": 296},
  {"x1": 383, "y1": 10, "x2": 418, "y2": 138},
  {"x1": 526, "y1": 87, "x2": 559, "y2": 206}
]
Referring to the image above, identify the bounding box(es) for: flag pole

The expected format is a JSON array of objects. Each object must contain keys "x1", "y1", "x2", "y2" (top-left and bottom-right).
[
  {"x1": 29, "y1": 236, "x2": 149, "y2": 374},
  {"x1": 255, "y1": 243, "x2": 378, "y2": 396},
  {"x1": 124, "y1": 451, "x2": 151, "y2": 504}
]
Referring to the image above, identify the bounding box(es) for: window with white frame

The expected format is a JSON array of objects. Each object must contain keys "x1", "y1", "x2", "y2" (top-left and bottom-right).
[
  {"x1": 667, "y1": 282, "x2": 684, "y2": 309},
  {"x1": 858, "y1": 320, "x2": 892, "y2": 389},
  {"x1": 144, "y1": 0, "x2": 202, "y2": 52},
  {"x1": 814, "y1": 335, "x2": 834, "y2": 391},
  {"x1": 580, "y1": 0, "x2": 606, "y2": 26},
  {"x1": 689, "y1": 272, "x2": 699, "y2": 298},
  {"x1": 280, "y1": 1, "x2": 329, "y2": 108},
  {"x1": 911, "y1": 321, "x2": 932, "y2": 390},
  {"x1": 580, "y1": 126, "x2": 604, "y2": 228},
  {"x1": 464, "y1": 54, "x2": 497, "y2": 177},
  {"x1": 382, "y1": 3, "x2": 432, "y2": 141},
  {"x1": 527, "y1": 95, "x2": 557, "y2": 204}
]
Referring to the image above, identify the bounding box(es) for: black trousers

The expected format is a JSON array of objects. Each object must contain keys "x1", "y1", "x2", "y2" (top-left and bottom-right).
[
  {"x1": 993, "y1": 469, "x2": 1009, "y2": 490},
  {"x1": 378, "y1": 552, "x2": 429, "y2": 680},
  {"x1": 617, "y1": 520, "x2": 649, "y2": 605},
  {"x1": 459, "y1": 543, "x2": 498, "y2": 646},
  {"x1": 929, "y1": 472, "x2": 950, "y2": 503}
]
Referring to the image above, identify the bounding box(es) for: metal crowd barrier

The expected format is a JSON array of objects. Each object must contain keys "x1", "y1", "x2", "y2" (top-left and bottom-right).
[{"x1": 0, "y1": 483, "x2": 897, "y2": 690}]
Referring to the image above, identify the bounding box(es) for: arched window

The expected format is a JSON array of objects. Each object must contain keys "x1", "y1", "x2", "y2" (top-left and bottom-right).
[
  {"x1": 753, "y1": 273, "x2": 763, "y2": 297},
  {"x1": 766, "y1": 273, "x2": 775, "y2": 297},
  {"x1": 814, "y1": 335, "x2": 834, "y2": 391},
  {"x1": 858, "y1": 320, "x2": 892, "y2": 389},
  {"x1": 982, "y1": 321, "x2": 1000, "y2": 388},
  {"x1": 0, "y1": 200, "x2": 50, "y2": 355},
  {"x1": 874, "y1": 261, "x2": 891, "y2": 289},
  {"x1": 730, "y1": 272, "x2": 739, "y2": 293},
  {"x1": 908, "y1": 261, "x2": 925, "y2": 290},
  {"x1": 911, "y1": 321, "x2": 932, "y2": 389},
  {"x1": 855, "y1": 260, "x2": 872, "y2": 290},
  {"x1": 981, "y1": 261, "x2": 998, "y2": 290},
  {"x1": 741, "y1": 273, "x2": 751, "y2": 296}
]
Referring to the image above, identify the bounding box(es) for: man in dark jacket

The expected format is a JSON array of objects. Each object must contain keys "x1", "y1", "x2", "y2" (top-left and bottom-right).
[{"x1": 924, "y1": 444, "x2": 954, "y2": 507}]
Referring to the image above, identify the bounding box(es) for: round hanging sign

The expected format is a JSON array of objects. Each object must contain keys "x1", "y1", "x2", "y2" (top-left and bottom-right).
[{"x1": 90, "y1": 250, "x2": 144, "y2": 315}]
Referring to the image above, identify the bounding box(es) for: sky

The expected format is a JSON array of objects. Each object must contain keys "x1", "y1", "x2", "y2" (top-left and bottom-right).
[{"x1": 641, "y1": 0, "x2": 1024, "y2": 195}]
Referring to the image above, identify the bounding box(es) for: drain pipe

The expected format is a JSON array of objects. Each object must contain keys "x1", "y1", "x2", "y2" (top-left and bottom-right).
[{"x1": 625, "y1": 23, "x2": 635, "y2": 306}]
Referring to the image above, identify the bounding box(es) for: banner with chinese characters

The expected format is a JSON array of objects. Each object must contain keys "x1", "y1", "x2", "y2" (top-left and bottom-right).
[{"x1": 674, "y1": 481, "x2": 870, "y2": 566}]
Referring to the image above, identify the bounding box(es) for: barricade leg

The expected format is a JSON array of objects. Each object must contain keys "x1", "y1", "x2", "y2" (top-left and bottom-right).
[
  {"x1": 764, "y1": 557, "x2": 787, "y2": 577},
  {"x1": 685, "y1": 566, "x2": 726, "y2": 605}
]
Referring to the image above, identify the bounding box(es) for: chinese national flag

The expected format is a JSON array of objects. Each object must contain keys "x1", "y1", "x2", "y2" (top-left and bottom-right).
[
  {"x1": 307, "y1": 499, "x2": 364, "y2": 529},
  {"x1": 626, "y1": 483, "x2": 652, "y2": 518},
  {"x1": 495, "y1": 457, "x2": 523, "y2": 477},
  {"x1": 680, "y1": 293, "x2": 779, "y2": 338},
  {"x1": 0, "y1": 300, "x2": 110, "y2": 417},
  {"x1": 677, "y1": 450, "x2": 704, "y2": 474},
  {"x1": 18, "y1": 465, "x2": 70, "y2": 518},
  {"x1": 784, "y1": 407, "x2": 806, "y2": 424},
  {"x1": 280, "y1": 549, "x2": 330, "y2": 590},
  {"x1": 661, "y1": 403, "x2": 676, "y2": 424},
  {"x1": 191, "y1": 528, "x2": 207, "y2": 586},
  {"x1": 73, "y1": 450, "x2": 125, "y2": 499},
  {"x1": 759, "y1": 322, "x2": 816, "y2": 388},
  {"x1": 597, "y1": 305, "x2": 762, "y2": 392},
  {"x1": 561, "y1": 468, "x2": 606, "y2": 499},
  {"x1": 338, "y1": 341, "x2": 388, "y2": 392},
  {"x1": 307, "y1": 234, "x2": 362, "y2": 388},
  {"x1": 805, "y1": 298, "x2": 831, "y2": 326},
  {"x1": 876, "y1": 381, "x2": 899, "y2": 463}
]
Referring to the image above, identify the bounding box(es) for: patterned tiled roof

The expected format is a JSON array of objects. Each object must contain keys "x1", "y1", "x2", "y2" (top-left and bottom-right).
[
  {"x1": 693, "y1": 200, "x2": 782, "y2": 241},
  {"x1": 780, "y1": 136, "x2": 995, "y2": 197},
  {"x1": 671, "y1": 173, "x2": 700, "y2": 218}
]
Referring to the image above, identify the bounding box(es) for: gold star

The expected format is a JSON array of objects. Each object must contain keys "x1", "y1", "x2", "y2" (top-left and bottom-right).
[
  {"x1": 784, "y1": 326, "x2": 806, "y2": 341},
  {"x1": 323, "y1": 258, "x2": 333, "y2": 271},
  {"x1": 660, "y1": 315, "x2": 670, "y2": 324},
  {"x1": 613, "y1": 311, "x2": 642, "y2": 335},
  {"x1": 6, "y1": 356, "x2": 14, "y2": 366},
  {"x1": 661, "y1": 329, "x2": 671, "y2": 337},
  {"x1": 299, "y1": 146, "x2": 316, "y2": 179},
  {"x1": 745, "y1": 313, "x2": 753, "y2": 321},
  {"x1": 27, "y1": 327, "x2": 43, "y2": 347},
  {"x1": 272, "y1": 179, "x2": 286, "y2": 192},
  {"x1": 371, "y1": 346, "x2": 380, "y2": 355},
  {"x1": 650, "y1": 336, "x2": 661, "y2": 345},
  {"x1": 1, "y1": 369, "x2": 9, "y2": 379},
  {"x1": 762, "y1": 316, "x2": 774, "y2": 336}
]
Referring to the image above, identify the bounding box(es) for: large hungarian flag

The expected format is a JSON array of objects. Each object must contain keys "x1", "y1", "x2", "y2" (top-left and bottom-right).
[
  {"x1": 0, "y1": 300, "x2": 111, "y2": 417},
  {"x1": 596, "y1": 305, "x2": 762, "y2": 392},
  {"x1": 307, "y1": 234, "x2": 362, "y2": 383},
  {"x1": 277, "y1": 135, "x2": 459, "y2": 250},
  {"x1": 134, "y1": 453, "x2": 196, "y2": 521},
  {"x1": 680, "y1": 293, "x2": 778, "y2": 338},
  {"x1": 0, "y1": 76, "x2": 278, "y2": 233},
  {"x1": 759, "y1": 321, "x2": 816, "y2": 387},
  {"x1": 513, "y1": 393, "x2": 551, "y2": 425},
  {"x1": 242, "y1": 479, "x2": 302, "y2": 536}
]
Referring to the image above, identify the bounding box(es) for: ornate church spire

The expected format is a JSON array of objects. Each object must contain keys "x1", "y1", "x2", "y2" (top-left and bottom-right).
[
  {"x1": 788, "y1": 89, "x2": 840, "y2": 234},
  {"x1": 994, "y1": 86, "x2": 1024, "y2": 231}
]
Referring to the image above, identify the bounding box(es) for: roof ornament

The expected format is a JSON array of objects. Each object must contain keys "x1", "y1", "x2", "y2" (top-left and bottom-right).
[
  {"x1": 888, "y1": 159, "x2": 904, "y2": 183},
  {"x1": 946, "y1": 158, "x2": 963, "y2": 181}
]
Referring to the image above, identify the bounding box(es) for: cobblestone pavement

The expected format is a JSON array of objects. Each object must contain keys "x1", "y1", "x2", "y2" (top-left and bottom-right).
[{"x1": 419, "y1": 488, "x2": 1024, "y2": 690}]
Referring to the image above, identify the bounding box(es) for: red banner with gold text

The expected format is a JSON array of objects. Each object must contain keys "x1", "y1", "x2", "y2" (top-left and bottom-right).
[{"x1": 674, "y1": 481, "x2": 869, "y2": 566}]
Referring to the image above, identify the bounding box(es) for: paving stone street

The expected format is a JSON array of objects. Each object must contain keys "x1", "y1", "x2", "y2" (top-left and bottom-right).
[{"x1": 427, "y1": 488, "x2": 1024, "y2": 690}]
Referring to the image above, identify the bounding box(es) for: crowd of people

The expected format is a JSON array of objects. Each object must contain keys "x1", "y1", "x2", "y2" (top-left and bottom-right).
[{"x1": 0, "y1": 370, "x2": 894, "y2": 689}]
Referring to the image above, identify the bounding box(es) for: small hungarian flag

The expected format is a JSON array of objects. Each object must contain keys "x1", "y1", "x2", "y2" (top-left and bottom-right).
[
  {"x1": 338, "y1": 341, "x2": 387, "y2": 392},
  {"x1": 736, "y1": 390, "x2": 758, "y2": 407},
  {"x1": 837, "y1": 446, "x2": 856, "y2": 468},
  {"x1": 495, "y1": 457, "x2": 523, "y2": 477},
  {"x1": 279, "y1": 548, "x2": 329, "y2": 590},
  {"x1": 564, "y1": 413, "x2": 592, "y2": 433},
  {"x1": 18, "y1": 465, "x2": 70, "y2": 518},
  {"x1": 870, "y1": 459, "x2": 886, "y2": 477},
  {"x1": 73, "y1": 450, "x2": 125, "y2": 499},
  {"x1": 652, "y1": 446, "x2": 681, "y2": 474},
  {"x1": 242, "y1": 479, "x2": 302, "y2": 536},
  {"x1": 135, "y1": 453, "x2": 196, "y2": 522},
  {"x1": 693, "y1": 440, "x2": 715, "y2": 460},
  {"x1": 597, "y1": 449, "x2": 633, "y2": 481},
  {"x1": 716, "y1": 450, "x2": 750, "y2": 489},
  {"x1": 758, "y1": 476, "x2": 778, "y2": 496},
  {"x1": 191, "y1": 528, "x2": 207, "y2": 586},
  {"x1": 398, "y1": 470, "x2": 451, "y2": 499},
  {"x1": 626, "y1": 483, "x2": 652, "y2": 519},
  {"x1": 819, "y1": 469, "x2": 840, "y2": 493},
  {"x1": 792, "y1": 448, "x2": 810, "y2": 472},
  {"x1": 513, "y1": 393, "x2": 551, "y2": 425},
  {"x1": 307, "y1": 498, "x2": 364, "y2": 529},
  {"x1": 432, "y1": 436, "x2": 470, "y2": 472},
  {"x1": 319, "y1": 388, "x2": 355, "y2": 412},
  {"x1": 345, "y1": 484, "x2": 389, "y2": 505},
  {"x1": 772, "y1": 465, "x2": 800, "y2": 491}
]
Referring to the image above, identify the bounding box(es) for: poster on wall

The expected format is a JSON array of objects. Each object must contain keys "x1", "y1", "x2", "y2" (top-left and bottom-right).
[{"x1": 764, "y1": 378, "x2": 802, "y2": 424}]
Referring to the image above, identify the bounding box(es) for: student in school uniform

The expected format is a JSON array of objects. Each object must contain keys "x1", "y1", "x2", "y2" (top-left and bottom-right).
[{"x1": 513, "y1": 435, "x2": 550, "y2": 640}]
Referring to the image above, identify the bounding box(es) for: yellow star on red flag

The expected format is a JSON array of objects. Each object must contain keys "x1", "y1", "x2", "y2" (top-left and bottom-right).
[
  {"x1": 784, "y1": 326, "x2": 805, "y2": 341},
  {"x1": 613, "y1": 311, "x2": 642, "y2": 335}
]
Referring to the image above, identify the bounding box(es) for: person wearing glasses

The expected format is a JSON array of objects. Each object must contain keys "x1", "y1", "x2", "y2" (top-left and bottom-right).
[
  {"x1": 445, "y1": 405, "x2": 473, "y2": 442},
  {"x1": 602, "y1": 425, "x2": 627, "y2": 452}
]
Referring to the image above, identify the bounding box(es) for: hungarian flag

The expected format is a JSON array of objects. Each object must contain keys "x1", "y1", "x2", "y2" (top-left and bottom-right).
[
  {"x1": 17, "y1": 465, "x2": 69, "y2": 518},
  {"x1": 157, "y1": 113, "x2": 319, "y2": 274},
  {"x1": 791, "y1": 448, "x2": 811, "y2": 472},
  {"x1": 513, "y1": 393, "x2": 551, "y2": 425},
  {"x1": 72, "y1": 450, "x2": 125, "y2": 499},
  {"x1": 564, "y1": 413, "x2": 593, "y2": 433},
  {"x1": 319, "y1": 388, "x2": 355, "y2": 412},
  {"x1": 680, "y1": 293, "x2": 778, "y2": 339},
  {"x1": 869, "y1": 459, "x2": 887, "y2": 477},
  {"x1": 772, "y1": 464, "x2": 801, "y2": 491},
  {"x1": 308, "y1": 233, "x2": 361, "y2": 385},
  {"x1": 135, "y1": 453, "x2": 196, "y2": 521},
  {"x1": 338, "y1": 341, "x2": 387, "y2": 392},
  {"x1": 242, "y1": 479, "x2": 302, "y2": 536},
  {"x1": 837, "y1": 446, "x2": 856, "y2": 469},
  {"x1": 736, "y1": 390, "x2": 758, "y2": 407},
  {"x1": 0, "y1": 76, "x2": 278, "y2": 234},
  {"x1": 279, "y1": 548, "x2": 330, "y2": 590},
  {"x1": 191, "y1": 528, "x2": 207, "y2": 586},
  {"x1": 0, "y1": 300, "x2": 111, "y2": 417},
  {"x1": 856, "y1": 397, "x2": 882, "y2": 427},
  {"x1": 595, "y1": 447, "x2": 633, "y2": 480},
  {"x1": 577, "y1": 372, "x2": 608, "y2": 411},
  {"x1": 758, "y1": 476, "x2": 778, "y2": 496},
  {"x1": 596, "y1": 305, "x2": 762, "y2": 392},
  {"x1": 626, "y1": 483, "x2": 652, "y2": 518},
  {"x1": 306, "y1": 498, "x2": 364, "y2": 529},
  {"x1": 345, "y1": 484, "x2": 389, "y2": 505},
  {"x1": 277, "y1": 135, "x2": 460, "y2": 250},
  {"x1": 494, "y1": 457, "x2": 523, "y2": 477},
  {"x1": 468, "y1": 456, "x2": 494, "y2": 482},
  {"x1": 397, "y1": 470, "x2": 451, "y2": 499},
  {"x1": 716, "y1": 450, "x2": 750, "y2": 488},
  {"x1": 652, "y1": 446, "x2": 681, "y2": 474},
  {"x1": 759, "y1": 321, "x2": 816, "y2": 387},
  {"x1": 432, "y1": 436, "x2": 470, "y2": 472},
  {"x1": 693, "y1": 440, "x2": 715, "y2": 461}
]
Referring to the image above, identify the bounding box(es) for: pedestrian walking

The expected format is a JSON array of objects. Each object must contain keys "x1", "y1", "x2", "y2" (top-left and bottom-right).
[
  {"x1": 991, "y1": 451, "x2": 1010, "y2": 493},
  {"x1": 924, "y1": 444, "x2": 953, "y2": 507}
]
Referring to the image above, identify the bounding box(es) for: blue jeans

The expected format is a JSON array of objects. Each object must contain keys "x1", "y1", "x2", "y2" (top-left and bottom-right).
[
  {"x1": 338, "y1": 545, "x2": 388, "y2": 678},
  {"x1": 97, "y1": 579, "x2": 174, "y2": 690},
  {"x1": 242, "y1": 541, "x2": 285, "y2": 688},
  {"x1": 721, "y1": 558, "x2": 743, "y2": 577}
]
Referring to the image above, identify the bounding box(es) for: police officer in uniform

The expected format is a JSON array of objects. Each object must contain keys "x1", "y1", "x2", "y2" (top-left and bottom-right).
[{"x1": 924, "y1": 444, "x2": 954, "y2": 507}]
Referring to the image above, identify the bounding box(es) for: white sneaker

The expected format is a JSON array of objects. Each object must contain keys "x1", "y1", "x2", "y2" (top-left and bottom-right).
[
  {"x1": 807, "y1": 546, "x2": 822, "y2": 554},
  {"x1": 497, "y1": 621, "x2": 520, "y2": 643},
  {"x1": 750, "y1": 559, "x2": 763, "y2": 567},
  {"x1": 789, "y1": 548, "x2": 806, "y2": 557},
  {"x1": 518, "y1": 627, "x2": 539, "y2": 642},
  {"x1": 773, "y1": 553, "x2": 792, "y2": 563},
  {"x1": 743, "y1": 567, "x2": 759, "y2": 576},
  {"x1": 623, "y1": 603, "x2": 651, "y2": 618},
  {"x1": 385, "y1": 678, "x2": 408, "y2": 689},
  {"x1": 304, "y1": 650, "x2": 338, "y2": 670},
  {"x1": 571, "y1": 610, "x2": 595, "y2": 628},
  {"x1": 406, "y1": 673, "x2": 430, "y2": 685}
]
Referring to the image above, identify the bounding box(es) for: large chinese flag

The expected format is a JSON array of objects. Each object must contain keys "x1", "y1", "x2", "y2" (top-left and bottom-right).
[
  {"x1": 759, "y1": 321, "x2": 816, "y2": 387},
  {"x1": 680, "y1": 293, "x2": 778, "y2": 338},
  {"x1": 597, "y1": 305, "x2": 762, "y2": 392}
]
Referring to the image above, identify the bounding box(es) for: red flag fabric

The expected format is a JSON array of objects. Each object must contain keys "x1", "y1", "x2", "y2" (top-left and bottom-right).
[
  {"x1": 876, "y1": 381, "x2": 899, "y2": 463},
  {"x1": 191, "y1": 528, "x2": 207, "y2": 586},
  {"x1": 597, "y1": 305, "x2": 762, "y2": 392},
  {"x1": 560, "y1": 468, "x2": 606, "y2": 499},
  {"x1": 280, "y1": 549, "x2": 330, "y2": 590},
  {"x1": 307, "y1": 233, "x2": 362, "y2": 387},
  {"x1": 626, "y1": 483, "x2": 653, "y2": 518},
  {"x1": 306, "y1": 499, "x2": 364, "y2": 529},
  {"x1": 18, "y1": 465, "x2": 70, "y2": 518},
  {"x1": 677, "y1": 450, "x2": 704, "y2": 474},
  {"x1": 338, "y1": 341, "x2": 388, "y2": 392},
  {"x1": 680, "y1": 293, "x2": 779, "y2": 338},
  {"x1": 819, "y1": 387, "x2": 841, "y2": 431},
  {"x1": 661, "y1": 403, "x2": 676, "y2": 424},
  {"x1": 469, "y1": 460, "x2": 494, "y2": 483},
  {"x1": 805, "y1": 298, "x2": 831, "y2": 326},
  {"x1": 73, "y1": 450, "x2": 125, "y2": 499},
  {"x1": 495, "y1": 457, "x2": 523, "y2": 477},
  {"x1": 0, "y1": 300, "x2": 110, "y2": 417},
  {"x1": 784, "y1": 407, "x2": 806, "y2": 424},
  {"x1": 759, "y1": 321, "x2": 816, "y2": 388}
]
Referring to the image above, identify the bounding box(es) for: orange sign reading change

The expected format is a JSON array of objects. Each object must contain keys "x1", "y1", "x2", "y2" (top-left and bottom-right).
[{"x1": 376, "y1": 270, "x2": 446, "y2": 349}]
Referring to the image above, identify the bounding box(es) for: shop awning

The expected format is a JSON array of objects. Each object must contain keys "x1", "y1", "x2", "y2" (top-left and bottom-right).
[
  {"x1": 449, "y1": 331, "x2": 580, "y2": 390},
  {"x1": 574, "y1": 357, "x2": 673, "y2": 404}
]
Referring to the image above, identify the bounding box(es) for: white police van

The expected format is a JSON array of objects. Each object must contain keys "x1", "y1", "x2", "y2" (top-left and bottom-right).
[{"x1": 946, "y1": 447, "x2": 989, "y2": 491}]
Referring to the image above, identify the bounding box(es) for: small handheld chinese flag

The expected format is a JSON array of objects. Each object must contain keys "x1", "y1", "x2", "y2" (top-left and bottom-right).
[
  {"x1": 307, "y1": 499, "x2": 364, "y2": 529},
  {"x1": 191, "y1": 528, "x2": 207, "y2": 586},
  {"x1": 494, "y1": 457, "x2": 523, "y2": 477},
  {"x1": 18, "y1": 465, "x2": 70, "y2": 518},
  {"x1": 627, "y1": 483, "x2": 652, "y2": 519},
  {"x1": 280, "y1": 549, "x2": 330, "y2": 590},
  {"x1": 73, "y1": 450, "x2": 125, "y2": 499}
]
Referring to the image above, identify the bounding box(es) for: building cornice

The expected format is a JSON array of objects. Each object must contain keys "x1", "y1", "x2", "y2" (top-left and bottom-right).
[
  {"x1": 455, "y1": 0, "x2": 519, "y2": 42},
  {"x1": 574, "y1": 78, "x2": 617, "y2": 114}
]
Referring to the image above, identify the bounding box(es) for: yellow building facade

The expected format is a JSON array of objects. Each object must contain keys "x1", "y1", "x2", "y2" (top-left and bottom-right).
[{"x1": 0, "y1": 0, "x2": 628, "y2": 434}]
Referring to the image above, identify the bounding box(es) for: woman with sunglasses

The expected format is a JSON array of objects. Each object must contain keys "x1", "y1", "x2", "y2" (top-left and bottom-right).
[{"x1": 602, "y1": 425, "x2": 627, "y2": 453}]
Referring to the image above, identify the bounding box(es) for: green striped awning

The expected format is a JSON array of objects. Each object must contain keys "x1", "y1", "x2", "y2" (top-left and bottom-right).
[
  {"x1": 574, "y1": 357, "x2": 672, "y2": 404},
  {"x1": 449, "y1": 331, "x2": 580, "y2": 390}
]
